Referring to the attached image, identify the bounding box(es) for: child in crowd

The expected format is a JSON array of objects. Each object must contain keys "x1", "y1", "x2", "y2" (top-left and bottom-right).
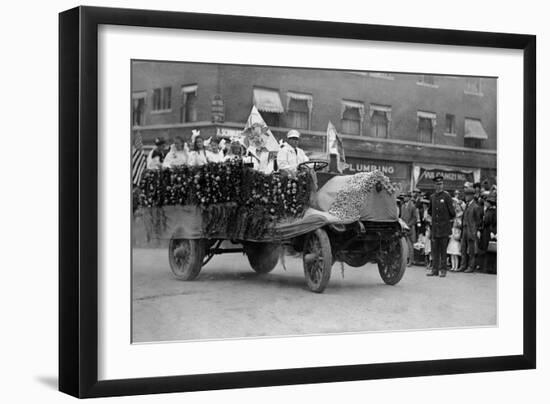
[
  {"x1": 424, "y1": 222, "x2": 432, "y2": 270},
  {"x1": 447, "y1": 217, "x2": 462, "y2": 271}
]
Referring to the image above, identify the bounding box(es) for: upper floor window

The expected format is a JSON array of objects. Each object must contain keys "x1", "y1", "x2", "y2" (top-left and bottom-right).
[
  {"x1": 369, "y1": 72, "x2": 394, "y2": 80},
  {"x1": 341, "y1": 100, "x2": 364, "y2": 135},
  {"x1": 445, "y1": 114, "x2": 456, "y2": 135},
  {"x1": 181, "y1": 84, "x2": 198, "y2": 123},
  {"x1": 416, "y1": 75, "x2": 439, "y2": 89},
  {"x1": 369, "y1": 104, "x2": 392, "y2": 138},
  {"x1": 465, "y1": 78, "x2": 483, "y2": 96},
  {"x1": 286, "y1": 92, "x2": 312, "y2": 130},
  {"x1": 132, "y1": 91, "x2": 146, "y2": 126},
  {"x1": 464, "y1": 118, "x2": 488, "y2": 148},
  {"x1": 152, "y1": 86, "x2": 171, "y2": 111},
  {"x1": 253, "y1": 87, "x2": 284, "y2": 127},
  {"x1": 417, "y1": 111, "x2": 437, "y2": 143}
]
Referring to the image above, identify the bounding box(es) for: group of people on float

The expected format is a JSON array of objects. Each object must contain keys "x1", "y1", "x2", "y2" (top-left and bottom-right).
[{"x1": 146, "y1": 124, "x2": 309, "y2": 174}]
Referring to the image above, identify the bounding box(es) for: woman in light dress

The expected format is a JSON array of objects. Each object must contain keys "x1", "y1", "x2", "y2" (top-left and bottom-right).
[
  {"x1": 205, "y1": 137, "x2": 225, "y2": 163},
  {"x1": 447, "y1": 196, "x2": 464, "y2": 271},
  {"x1": 188, "y1": 131, "x2": 208, "y2": 167},
  {"x1": 162, "y1": 136, "x2": 188, "y2": 168}
]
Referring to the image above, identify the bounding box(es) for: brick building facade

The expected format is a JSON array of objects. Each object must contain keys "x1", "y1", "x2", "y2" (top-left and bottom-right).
[{"x1": 132, "y1": 61, "x2": 497, "y2": 193}]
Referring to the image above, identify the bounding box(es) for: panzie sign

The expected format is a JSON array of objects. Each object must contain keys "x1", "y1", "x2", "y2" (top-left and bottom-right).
[{"x1": 417, "y1": 167, "x2": 474, "y2": 189}]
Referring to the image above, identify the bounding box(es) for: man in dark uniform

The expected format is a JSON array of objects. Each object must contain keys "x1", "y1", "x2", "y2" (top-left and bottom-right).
[{"x1": 427, "y1": 175, "x2": 455, "y2": 277}]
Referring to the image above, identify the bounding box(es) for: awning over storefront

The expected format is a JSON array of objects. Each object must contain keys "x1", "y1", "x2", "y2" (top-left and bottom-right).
[
  {"x1": 253, "y1": 88, "x2": 284, "y2": 113},
  {"x1": 464, "y1": 118, "x2": 489, "y2": 139}
]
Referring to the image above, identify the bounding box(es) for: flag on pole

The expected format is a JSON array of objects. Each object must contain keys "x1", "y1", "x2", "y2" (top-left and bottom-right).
[
  {"x1": 132, "y1": 131, "x2": 147, "y2": 186},
  {"x1": 243, "y1": 106, "x2": 279, "y2": 152},
  {"x1": 326, "y1": 121, "x2": 346, "y2": 173}
]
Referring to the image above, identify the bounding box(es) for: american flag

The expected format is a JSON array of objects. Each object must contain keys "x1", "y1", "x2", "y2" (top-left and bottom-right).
[{"x1": 132, "y1": 131, "x2": 147, "y2": 186}]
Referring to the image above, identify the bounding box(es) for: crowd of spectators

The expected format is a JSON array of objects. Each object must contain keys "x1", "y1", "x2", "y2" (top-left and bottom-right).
[{"x1": 398, "y1": 181, "x2": 497, "y2": 274}]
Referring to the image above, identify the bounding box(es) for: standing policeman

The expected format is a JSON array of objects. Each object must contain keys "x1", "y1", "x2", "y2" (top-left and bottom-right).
[{"x1": 427, "y1": 175, "x2": 456, "y2": 277}]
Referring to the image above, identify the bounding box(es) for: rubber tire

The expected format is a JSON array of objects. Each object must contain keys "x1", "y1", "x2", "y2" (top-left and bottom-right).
[
  {"x1": 168, "y1": 238, "x2": 205, "y2": 281},
  {"x1": 377, "y1": 237, "x2": 407, "y2": 285},
  {"x1": 303, "y1": 228, "x2": 333, "y2": 293},
  {"x1": 243, "y1": 242, "x2": 281, "y2": 274}
]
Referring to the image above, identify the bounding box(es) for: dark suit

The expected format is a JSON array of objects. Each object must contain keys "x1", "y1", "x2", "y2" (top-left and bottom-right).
[
  {"x1": 460, "y1": 199, "x2": 483, "y2": 271},
  {"x1": 400, "y1": 200, "x2": 419, "y2": 261},
  {"x1": 428, "y1": 190, "x2": 455, "y2": 274}
]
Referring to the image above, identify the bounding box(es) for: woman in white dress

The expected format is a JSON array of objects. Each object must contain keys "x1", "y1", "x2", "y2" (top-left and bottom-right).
[
  {"x1": 205, "y1": 137, "x2": 225, "y2": 163},
  {"x1": 162, "y1": 136, "x2": 188, "y2": 168},
  {"x1": 188, "y1": 131, "x2": 208, "y2": 167},
  {"x1": 447, "y1": 197, "x2": 464, "y2": 271}
]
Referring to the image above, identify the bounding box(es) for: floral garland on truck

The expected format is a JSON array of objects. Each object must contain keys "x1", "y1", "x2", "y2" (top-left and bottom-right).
[
  {"x1": 328, "y1": 170, "x2": 398, "y2": 220},
  {"x1": 135, "y1": 159, "x2": 314, "y2": 239}
]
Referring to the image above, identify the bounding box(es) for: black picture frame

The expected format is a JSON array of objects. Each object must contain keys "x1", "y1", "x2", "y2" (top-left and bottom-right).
[{"x1": 59, "y1": 6, "x2": 536, "y2": 398}]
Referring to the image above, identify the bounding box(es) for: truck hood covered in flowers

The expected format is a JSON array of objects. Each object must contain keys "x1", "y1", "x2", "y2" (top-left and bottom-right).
[{"x1": 316, "y1": 170, "x2": 399, "y2": 221}]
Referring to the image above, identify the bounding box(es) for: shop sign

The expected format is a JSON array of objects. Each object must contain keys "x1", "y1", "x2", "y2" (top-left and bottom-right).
[
  {"x1": 416, "y1": 167, "x2": 474, "y2": 189},
  {"x1": 344, "y1": 158, "x2": 409, "y2": 179}
]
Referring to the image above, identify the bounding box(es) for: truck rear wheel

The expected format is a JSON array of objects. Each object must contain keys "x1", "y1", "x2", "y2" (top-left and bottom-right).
[{"x1": 168, "y1": 238, "x2": 205, "y2": 281}]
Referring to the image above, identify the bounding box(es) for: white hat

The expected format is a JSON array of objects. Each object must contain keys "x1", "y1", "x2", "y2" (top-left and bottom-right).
[{"x1": 287, "y1": 129, "x2": 300, "y2": 139}]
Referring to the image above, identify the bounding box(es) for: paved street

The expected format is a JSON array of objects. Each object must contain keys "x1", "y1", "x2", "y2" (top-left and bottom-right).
[{"x1": 132, "y1": 248, "x2": 496, "y2": 343}]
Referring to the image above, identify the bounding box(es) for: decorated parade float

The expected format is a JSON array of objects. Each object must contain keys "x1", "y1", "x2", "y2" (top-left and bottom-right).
[{"x1": 134, "y1": 114, "x2": 408, "y2": 293}]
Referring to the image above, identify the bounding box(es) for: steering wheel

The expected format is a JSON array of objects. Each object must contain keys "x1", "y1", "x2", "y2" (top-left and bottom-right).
[{"x1": 298, "y1": 159, "x2": 329, "y2": 172}]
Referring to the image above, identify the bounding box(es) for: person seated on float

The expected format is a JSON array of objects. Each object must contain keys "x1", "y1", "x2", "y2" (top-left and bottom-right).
[
  {"x1": 147, "y1": 137, "x2": 168, "y2": 169},
  {"x1": 162, "y1": 136, "x2": 189, "y2": 168},
  {"x1": 244, "y1": 125, "x2": 274, "y2": 174},
  {"x1": 223, "y1": 139, "x2": 246, "y2": 162},
  {"x1": 276, "y1": 129, "x2": 309, "y2": 174},
  {"x1": 188, "y1": 130, "x2": 208, "y2": 167},
  {"x1": 205, "y1": 137, "x2": 225, "y2": 163}
]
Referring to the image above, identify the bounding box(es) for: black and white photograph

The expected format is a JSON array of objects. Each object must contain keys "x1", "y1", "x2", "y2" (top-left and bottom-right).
[{"x1": 131, "y1": 61, "x2": 497, "y2": 343}]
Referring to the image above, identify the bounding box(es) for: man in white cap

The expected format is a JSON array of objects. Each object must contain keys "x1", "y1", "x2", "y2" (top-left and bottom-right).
[{"x1": 277, "y1": 129, "x2": 309, "y2": 173}]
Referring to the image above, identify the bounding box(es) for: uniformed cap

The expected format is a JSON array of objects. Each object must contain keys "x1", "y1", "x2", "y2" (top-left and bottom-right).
[
  {"x1": 287, "y1": 129, "x2": 301, "y2": 139},
  {"x1": 154, "y1": 137, "x2": 166, "y2": 146},
  {"x1": 433, "y1": 175, "x2": 444, "y2": 183},
  {"x1": 464, "y1": 187, "x2": 475, "y2": 195}
]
